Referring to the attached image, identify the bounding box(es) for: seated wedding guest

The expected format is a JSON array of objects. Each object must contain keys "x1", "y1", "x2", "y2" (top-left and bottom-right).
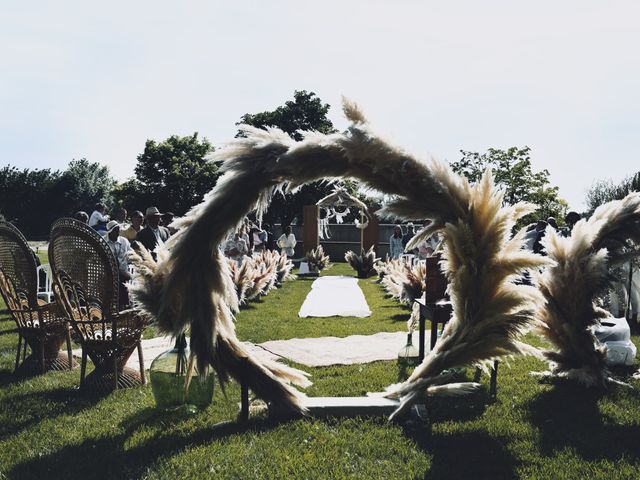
[
  {"x1": 224, "y1": 230, "x2": 248, "y2": 263},
  {"x1": 263, "y1": 224, "x2": 275, "y2": 250},
  {"x1": 402, "y1": 223, "x2": 415, "y2": 248},
  {"x1": 277, "y1": 225, "x2": 297, "y2": 257},
  {"x1": 390, "y1": 225, "x2": 404, "y2": 259},
  {"x1": 122, "y1": 210, "x2": 144, "y2": 241},
  {"x1": 162, "y1": 212, "x2": 178, "y2": 235},
  {"x1": 89, "y1": 203, "x2": 110, "y2": 232},
  {"x1": 547, "y1": 217, "x2": 558, "y2": 230},
  {"x1": 74, "y1": 211, "x2": 89, "y2": 224},
  {"x1": 249, "y1": 222, "x2": 267, "y2": 253},
  {"x1": 113, "y1": 207, "x2": 128, "y2": 228},
  {"x1": 135, "y1": 207, "x2": 170, "y2": 259},
  {"x1": 561, "y1": 211, "x2": 581, "y2": 237},
  {"x1": 102, "y1": 220, "x2": 132, "y2": 308},
  {"x1": 533, "y1": 220, "x2": 549, "y2": 255}
]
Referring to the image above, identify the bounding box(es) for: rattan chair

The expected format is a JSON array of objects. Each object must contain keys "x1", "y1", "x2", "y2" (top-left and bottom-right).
[
  {"x1": 49, "y1": 218, "x2": 147, "y2": 393},
  {"x1": 0, "y1": 221, "x2": 75, "y2": 375}
]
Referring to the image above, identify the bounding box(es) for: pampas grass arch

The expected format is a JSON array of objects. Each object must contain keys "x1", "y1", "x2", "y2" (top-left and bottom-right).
[{"x1": 129, "y1": 98, "x2": 549, "y2": 420}]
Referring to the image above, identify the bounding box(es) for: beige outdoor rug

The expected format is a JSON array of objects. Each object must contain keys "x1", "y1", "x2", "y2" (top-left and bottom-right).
[{"x1": 72, "y1": 331, "x2": 420, "y2": 370}]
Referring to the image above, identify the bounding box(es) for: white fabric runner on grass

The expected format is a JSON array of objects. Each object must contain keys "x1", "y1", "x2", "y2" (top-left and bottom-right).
[{"x1": 298, "y1": 275, "x2": 371, "y2": 318}]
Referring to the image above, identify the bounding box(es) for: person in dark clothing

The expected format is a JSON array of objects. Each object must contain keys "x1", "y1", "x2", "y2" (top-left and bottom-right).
[
  {"x1": 263, "y1": 224, "x2": 275, "y2": 250},
  {"x1": 134, "y1": 206, "x2": 170, "y2": 259},
  {"x1": 402, "y1": 223, "x2": 415, "y2": 248},
  {"x1": 532, "y1": 220, "x2": 548, "y2": 255},
  {"x1": 561, "y1": 211, "x2": 581, "y2": 237}
]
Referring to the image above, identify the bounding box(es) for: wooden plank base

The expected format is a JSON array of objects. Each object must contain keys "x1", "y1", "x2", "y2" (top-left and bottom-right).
[{"x1": 303, "y1": 396, "x2": 400, "y2": 418}]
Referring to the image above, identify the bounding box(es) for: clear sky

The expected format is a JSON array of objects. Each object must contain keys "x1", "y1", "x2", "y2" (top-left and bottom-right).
[{"x1": 2, "y1": 1, "x2": 638, "y2": 210}]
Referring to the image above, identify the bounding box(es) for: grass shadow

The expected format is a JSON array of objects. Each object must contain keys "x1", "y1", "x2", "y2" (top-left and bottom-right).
[
  {"x1": 0, "y1": 386, "x2": 102, "y2": 440},
  {"x1": 424, "y1": 431, "x2": 518, "y2": 479},
  {"x1": 7, "y1": 410, "x2": 278, "y2": 480},
  {"x1": 528, "y1": 383, "x2": 640, "y2": 462}
]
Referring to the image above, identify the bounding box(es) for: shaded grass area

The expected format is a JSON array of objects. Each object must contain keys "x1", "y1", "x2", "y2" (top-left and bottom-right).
[
  {"x1": 236, "y1": 263, "x2": 410, "y2": 343},
  {"x1": 0, "y1": 259, "x2": 639, "y2": 479}
]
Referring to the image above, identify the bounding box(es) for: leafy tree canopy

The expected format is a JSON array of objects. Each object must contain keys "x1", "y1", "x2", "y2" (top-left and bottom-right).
[
  {"x1": 113, "y1": 133, "x2": 218, "y2": 215},
  {"x1": 237, "y1": 90, "x2": 345, "y2": 227},
  {"x1": 450, "y1": 146, "x2": 568, "y2": 225},
  {"x1": 585, "y1": 172, "x2": 640, "y2": 215},
  {"x1": 238, "y1": 90, "x2": 335, "y2": 141},
  {"x1": 0, "y1": 159, "x2": 115, "y2": 238}
]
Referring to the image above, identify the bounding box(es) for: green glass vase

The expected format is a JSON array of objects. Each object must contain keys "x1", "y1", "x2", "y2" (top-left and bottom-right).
[
  {"x1": 149, "y1": 334, "x2": 214, "y2": 413},
  {"x1": 398, "y1": 332, "x2": 420, "y2": 367}
]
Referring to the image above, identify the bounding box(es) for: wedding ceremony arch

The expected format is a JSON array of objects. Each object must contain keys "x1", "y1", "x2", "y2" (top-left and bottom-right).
[{"x1": 128, "y1": 99, "x2": 552, "y2": 420}]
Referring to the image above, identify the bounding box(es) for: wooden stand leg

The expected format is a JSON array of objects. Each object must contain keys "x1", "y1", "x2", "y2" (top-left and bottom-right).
[
  {"x1": 430, "y1": 321, "x2": 438, "y2": 350},
  {"x1": 15, "y1": 334, "x2": 23, "y2": 372},
  {"x1": 240, "y1": 382, "x2": 249, "y2": 423},
  {"x1": 418, "y1": 315, "x2": 426, "y2": 362},
  {"x1": 80, "y1": 350, "x2": 87, "y2": 387},
  {"x1": 66, "y1": 328, "x2": 73, "y2": 370},
  {"x1": 137, "y1": 341, "x2": 146, "y2": 385},
  {"x1": 490, "y1": 360, "x2": 499, "y2": 398}
]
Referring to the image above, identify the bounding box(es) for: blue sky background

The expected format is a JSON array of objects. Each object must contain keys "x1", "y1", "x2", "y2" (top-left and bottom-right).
[{"x1": 1, "y1": 1, "x2": 639, "y2": 210}]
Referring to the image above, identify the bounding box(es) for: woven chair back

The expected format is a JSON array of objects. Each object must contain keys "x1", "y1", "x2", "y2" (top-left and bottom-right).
[
  {"x1": 0, "y1": 221, "x2": 38, "y2": 311},
  {"x1": 49, "y1": 218, "x2": 119, "y2": 332}
]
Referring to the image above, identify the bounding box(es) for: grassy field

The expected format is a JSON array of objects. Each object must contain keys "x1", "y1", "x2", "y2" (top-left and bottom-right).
[{"x1": 0, "y1": 259, "x2": 639, "y2": 479}]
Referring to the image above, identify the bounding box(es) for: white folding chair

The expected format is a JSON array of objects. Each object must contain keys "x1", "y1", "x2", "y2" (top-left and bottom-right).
[{"x1": 36, "y1": 264, "x2": 55, "y2": 303}]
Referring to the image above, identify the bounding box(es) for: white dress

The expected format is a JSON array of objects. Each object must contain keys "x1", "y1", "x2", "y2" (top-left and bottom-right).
[{"x1": 277, "y1": 233, "x2": 297, "y2": 257}]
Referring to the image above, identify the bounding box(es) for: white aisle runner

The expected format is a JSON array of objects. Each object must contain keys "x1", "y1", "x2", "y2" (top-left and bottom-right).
[{"x1": 298, "y1": 275, "x2": 371, "y2": 318}]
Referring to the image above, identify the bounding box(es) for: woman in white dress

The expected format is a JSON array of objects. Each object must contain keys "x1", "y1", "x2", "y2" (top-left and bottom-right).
[{"x1": 277, "y1": 225, "x2": 297, "y2": 257}]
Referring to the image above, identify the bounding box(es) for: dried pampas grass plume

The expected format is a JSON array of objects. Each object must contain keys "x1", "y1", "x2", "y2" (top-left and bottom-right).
[
  {"x1": 533, "y1": 192, "x2": 640, "y2": 386},
  {"x1": 130, "y1": 98, "x2": 549, "y2": 418}
]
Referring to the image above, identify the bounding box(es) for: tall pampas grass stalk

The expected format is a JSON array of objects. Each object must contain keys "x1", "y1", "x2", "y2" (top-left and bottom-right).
[
  {"x1": 345, "y1": 246, "x2": 380, "y2": 278},
  {"x1": 533, "y1": 192, "x2": 640, "y2": 386},
  {"x1": 129, "y1": 98, "x2": 549, "y2": 418},
  {"x1": 305, "y1": 245, "x2": 331, "y2": 272}
]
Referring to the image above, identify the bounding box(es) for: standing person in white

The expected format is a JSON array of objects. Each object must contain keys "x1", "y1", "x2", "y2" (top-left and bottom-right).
[
  {"x1": 102, "y1": 220, "x2": 132, "y2": 308},
  {"x1": 89, "y1": 203, "x2": 110, "y2": 233},
  {"x1": 277, "y1": 225, "x2": 297, "y2": 257}
]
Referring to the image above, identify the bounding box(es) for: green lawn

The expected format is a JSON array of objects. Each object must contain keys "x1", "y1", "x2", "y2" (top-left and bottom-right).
[
  {"x1": 0, "y1": 259, "x2": 639, "y2": 479},
  {"x1": 235, "y1": 263, "x2": 409, "y2": 343}
]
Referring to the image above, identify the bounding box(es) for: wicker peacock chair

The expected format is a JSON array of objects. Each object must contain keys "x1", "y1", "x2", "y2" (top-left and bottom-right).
[
  {"x1": 49, "y1": 218, "x2": 148, "y2": 393},
  {"x1": 0, "y1": 221, "x2": 75, "y2": 376}
]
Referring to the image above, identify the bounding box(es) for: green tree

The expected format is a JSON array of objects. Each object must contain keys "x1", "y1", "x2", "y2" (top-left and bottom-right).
[
  {"x1": 0, "y1": 159, "x2": 115, "y2": 238},
  {"x1": 114, "y1": 133, "x2": 218, "y2": 215},
  {"x1": 585, "y1": 172, "x2": 640, "y2": 215},
  {"x1": 450, "y1": 146, "x2": 567, "y2": 225},
  {"x1": 57, "y1": 158, "x2": 116, "y2": 209},
  {"x1": 238, "y1": 90, "x2": 342, "y2": 227}
]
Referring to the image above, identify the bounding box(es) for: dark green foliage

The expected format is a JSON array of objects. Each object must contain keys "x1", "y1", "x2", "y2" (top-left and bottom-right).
[
  {"x1": 238, "y1": 90, "x2": 342, "y2": 226},
  {"x1": 113, "y1": 133, "x2": 218, "y2": 215},
  {"x1": 0, "y1": 159, "x2": 114, "y2": 239},
  {"x1": 450, "y1": 146, "x2": 568, "y2": 224},
  {"x1": 586, "y1": 172, "x2": 640, "y2": 215}
]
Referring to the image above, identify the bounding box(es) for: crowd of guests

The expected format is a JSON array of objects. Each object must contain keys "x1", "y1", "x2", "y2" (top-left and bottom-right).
[
  {"x1": 222, "y1": 220, "x2": 297, "y2": 264},
  {"x1": 389, "y1": 222, "x2": 440, "y2": 260},
  {"x1": 523, "y1": 211, "x2": 581, "y2": 254},
  {"x1": 74, "y1": 203, "x2": 176, "y2": 306},
  {"x1": 389, "y1": 211, "x2": 583, "y2": 260}
]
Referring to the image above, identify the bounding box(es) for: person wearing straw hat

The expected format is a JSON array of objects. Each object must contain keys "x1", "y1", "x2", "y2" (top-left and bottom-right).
[{"x1": 135, "y1": 206, "x2": 170, "y2": 259}]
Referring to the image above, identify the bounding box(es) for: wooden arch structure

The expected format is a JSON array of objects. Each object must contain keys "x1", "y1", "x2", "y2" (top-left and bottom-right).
[{"x1": 303, "y1": 187, "x2": 378, "y2": 255}]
